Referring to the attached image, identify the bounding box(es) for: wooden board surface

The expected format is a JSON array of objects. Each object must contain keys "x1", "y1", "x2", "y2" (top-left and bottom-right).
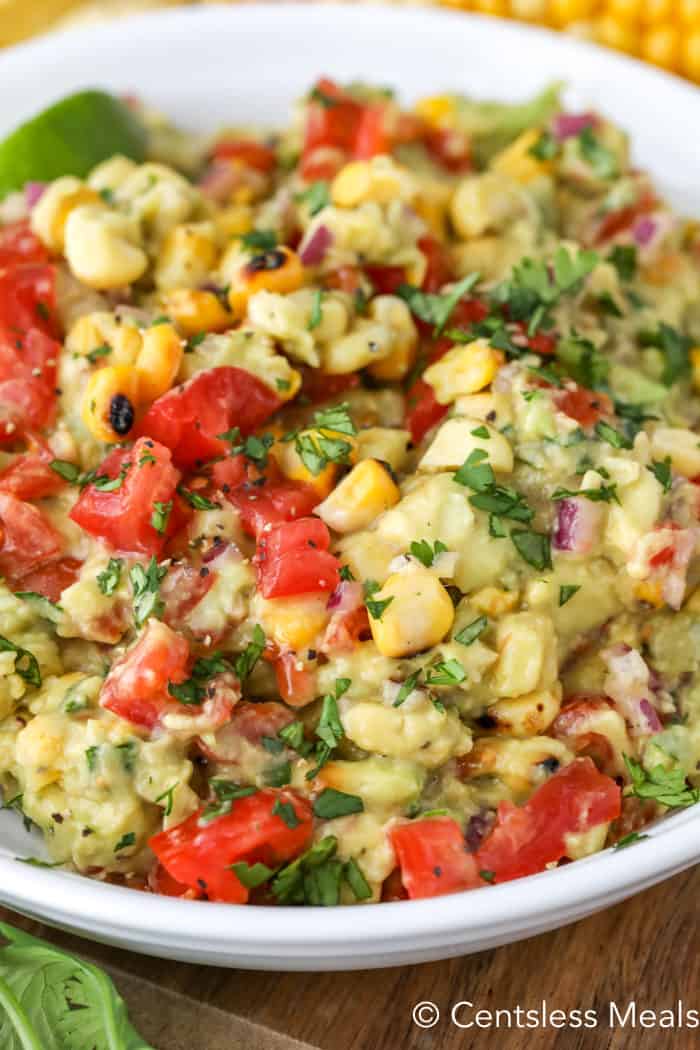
[{"x1": 2, "y1": 863, "x2": 698, "y2": 1050}]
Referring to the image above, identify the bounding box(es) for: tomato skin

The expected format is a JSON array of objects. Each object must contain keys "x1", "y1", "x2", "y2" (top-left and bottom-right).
[
  {"x1": 255, "y1": 517, "x2": 340, "y2": 599},
  {"x1": 273, "y1": 651, "x2": 317, "y2": 707},
  {"x1": 0, "y1": 222, "x2": 49, "y2": 268},
  {"x1": 390, "y1": 818, "x2": 480, "y2": 899},
  {"x1": 0, "y1": 440, "x2": 65, "y2": 500},
  {"x1": 138, "y1": 366, "x2": 281, "y2": 470},
  {"x1": 363, "y1": 264, "x2": 407, "y2": 295},
  {"x1": 553, "y1": 385, "x2": 614, "y2": 429},
  {"x1": 299, "y1": 366, "x2": 360, "y2": 405},
  {"x1": 100, "y1": 619, "x2": 190, "y2": 729},
  {"x1": 476, "y1": 758, "x2": 621, "y2": 884},
  {"x1": 211, "y1": 140, "x2": 276, "y2": 173},
  {"x1": 148, "y1": 863, "x2": 201, "y2": 899},
  {"x1": 352, "y1": 104, "x2": 390, "y2": 159},
  {"x1": 418, "y1": 235, "x2": 454, "y2": 293},
  {"x1": 230, "y1": 476, "x2": 320, "y2": 539},
  {"x1": 70, "y1": 438, "x2": 180, "y2": 557},
  {"x1": 405, "y1": 377, "x2": 448, "y2": 445},
  {"x1": 19, "y1": 557, "x2": 82, "y2": 603},
  {"x1": 552, "y1": 696, "x2": 620, "y2": 775},
  {"x1": 423, "y1": 128, "x2": 472, "y2": 173},
  {"x1": 301, "y1": 78, "x2": 390, "y2": 180},
  {"x1": 0, "y1": 491, "x2": 63, "y2": 582},
  {"x1": 149, "y1": 788, "x2": 313, "y2": 903},
  {"x1": 160, "y1": 561, "x2": 216, "y2": 630}
]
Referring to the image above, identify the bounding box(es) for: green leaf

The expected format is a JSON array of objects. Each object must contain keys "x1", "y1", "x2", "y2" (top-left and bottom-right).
[
  {"x1": 129, "y1": 558, "x2": 166, "y2": 627},
  {"x1": 648, "y1": 457, "x2": 673, "y2": 493},
  {"x1": 344, "y1": 858, "x2": 372, "y2": 901},
  {"x1": 295, "y1": 180, "x2": 330, "y2": 216},
  {"x1": 453, "y1": 448, "x2": 494, "y2": 492},
  {"x1": 454, "y1": 615, "x2": 488, "y2": 646},
  {"x1": 529, "y1": 130, "x2": 558, "y2": 160},
  {"x1": 624, "y1": 755, "x2": 699, "y2": 809},
  {"x1": 607, "y1": 243, "x2": 637, "y2": 281},
  {"x1": 510, "y1": 529, "x2": 552, "y2": 571},
  {"x1": 240, "y1": 229, "x2": 277, "y2": 253},
  {"x1": 555, "y1": 334, "x2": 609, "y2": 389},
  {"x1": 230, "y1": 861, "x2": 275, "y2": 889},
  {"x1": 176, "y1": 486, "x2": 220, "y2": 511},
  {"x1": 551, "y1": 484, "x2": 618, "y2": 504},
  {"x1": 272, "y1": 797, "x2": 300, "y2": 829},
  {"x1": 397, "y1": 272, "x2": 480, "y2": 334},
  {"x1": 559, "y1": 584, "x2": 581, "y2": 607},
  {"x1": 49, "y1": 459, "x2": 80, "y2": 484},
  {"x1": 313, "y1": 788, "x2": 364, "y2": 820},
  {"x1": 577, "y1": 127, "x2": 618, "y2": 180},
  {"x1": 409, "y1": 538, "x2": 447, "y2": 568},
  {"x1": 393, "y1": 669, "x2": 422, "y2": 708},
  {"x1": 234, "y1": 624, "x2": 266, "y2": 681},
  {"x1": 363, "y1": 580, "x2": 393, "y2": 621},
  {"x1": 614, "y1": 831, "x2": 649, "y2": 850},
  {"x1": 594, "y1": 420, "x2": 632, "y2": 450},
  {"x1": 0, "y1": 922, "x2": 153, "y2": 1049},
  {"x1": 150, "y1": 500, "x2": 172, "y2": 535},
  {"x1": 96, "y1": 558, "x2": 123, "y2": 597},
  {"x1": 308, "y1": 289, "x2": 324, "y2": 331},
  {"x1": 638, "y1": 323, "x2": 691, "y2": 386},
  {"x1": 0, "y1": 637, "x2": 41, "y2": 688},
  {"x1": 424, "y1": 659, "x2": 467, "y2": 686}
]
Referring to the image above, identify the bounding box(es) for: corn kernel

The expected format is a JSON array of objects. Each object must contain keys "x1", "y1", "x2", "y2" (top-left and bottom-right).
[
  {"x1": 641, "y1": 0, "x2": 673, "y2": 24},
  {"x1": 227, "y1": 246, "x2": 305, "y2": 319},
  {"x1": 420, "y1": 416, "x2": 513, "y2": 472},
  {"x1": 682, "y1": 30, "x2": 700, "y2": 80},
  {"x1": 471, "y1": 586, "x2": 520, "y2": 618},
  {"x1": 215, "y1": 204, "x2": 254, "y2": 238},
  {"x1": 135, "y1": 322, "x2": 184, "y2": 403},
  {"x1": 366, "y1": 295, "x2": 419, "y2": 381},
  {"x1": 634, "y1": 580, "x2": 665, "y2": 608},
  {"x1": 606, "y1": 0, "x2": 639, "y2": 20},
  {"x1": 679, "y1": 0, "x2": 700, "y2": 23},
  {"x1": 273, "y1": 430, "x2": 358, "y2": 498},
  {"x1": 316, "y1": 459, "x2": 400, "y2": 534},
  {"x1": 491, "y1": 128, "x2": 553, "y2": 184},
  {"x1": 594, "y1": 14, "x2": 639, "y2": 53},
  {"x1": 549, "y1": 0, "x2": 597, "y2": 25},
  {"x1": 260, "y1": 593, "x2": 330, "y2": 650},
  {"x1": 331, "y1": 156, "x2": 414, "y2": 209},
  {"x1": 487, "y1": 687, "x2": 561, "y2": 737},
  {"x1": 160, "y1": 288, "x2": 232, "y2": 337},
  {"x1": 81, "y1": 365, "x2": 140, "y2": 443},
  {"x1": 423, "y1": 339, "x2": 502, "y2": 404},
  {"x1": 368, "y1": 569, "x2": 455, "y2": 658},
  {"x1": 30, "y1": 177, "x2": 101, "y2": 253},
  {"x1": 472, "y1": 0, "x2": 508, "y2": 13},
  {"x1": 415, "y1": 95, "x2": 458, "y2": 130},
  {"x1": 684, "y1": 587, "x2": 700, "y2": 614},
  {"x1": 154, "y1": 222, "x2": 220, "y2": 292},
  {"x1": 511, "y1": 0, "x2": 548, "y2": 19},
  {"x1": 641, "y1": 23, "x2": 680, "y2": 70}
]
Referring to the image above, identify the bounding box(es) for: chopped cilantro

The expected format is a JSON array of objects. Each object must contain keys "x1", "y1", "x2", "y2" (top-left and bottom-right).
[
  {"x1": 624, "y1": 755, "x2": 699, "y2": 809},
  {"x1": 272, "y1": 797, "x2": 300, "y2": 829},
  {"x1": 85, "y1": 746, "x2": 99, "y2": 772},
  {"x1": 85, "y1": 343, "x2": 112, "y2": 364},
  {"x1": 339, "y1": 564, "x2": 355, "y2": 582},
  {"x1": 151, "y1": 499, "x2": 172, "y2": 535},
  {"x1": 424, "y1": 659, "x2": 467, "y2": 686},
  {"x1": 308, "y1": 289, "x2": 324, "y2": 331},
  {"x1": 409, "y1": 538, "x2": 447, "y2": 567},
  {"x1": 241, "y1": 229, "x2": 277, "y2": 252},
  {"x1": 648, "y1": 457, "x2": 673, "y2": 493},
  {"x1": 0, "y1": 635, "x2": 41, "y2": 687},
  {"x1": 529, "y1": 130, "x2": 558, "y2": 160},
  {"x1": 313, "y1": 788, "x2": 364, "y2": 820},
  {"x1": 393, "y1": 669, "x2": 422, "y2": 708},
  {"x1": 551, "y1": 484, "x2": 618, "y2": 503},
  {"x1": 234, "y1": 624, "x2": 266, "y2": 681},
  {"x1": 559, "y1": 584, "x2": 581, "y2": 607},
  {"x1": 295, "y1": 180, "x2": 330, "y2": 216},
  {"x1": 594, "y1": 420, "x2": 633, "y2": 450},
  {"x1": 577, "y1": 127, "x2": 618, "y2": 179},
  {"x1": 177, "y1": 485, "x2": 220, "y2": 511},
  {"x1": 397, "y1": 271, "x2": 480, "y2": 334},
  {"x1": 454, "y1": 615, "x2": 488, "y2": 646},
  {"x1": 607, "y1": 244, "x2": 637, "y2": 281},
  {"x1": 49, "y1": 459, "x2": 80, "y2": 483},
  {"x1": 230, "y1": 860, "x2": 275, "y2": 889},
  {"x1": 155, "y1": 783, "x2": 177, "y2": 817},
  {"x1": 130, "y1": 557, "x2": 167, "y2": 627},
  {"x1": 363, "y1": 579, "x2": 393, "y2": 621},
  {"x1": 510, "y1": 529, "x2": 552, "y2": 571},
  {"x1": 614, "y1": 831, "x2": 649, "y2": 850},
  {"x1": 639, "y1": 323, "x2": 691, "y2": 386},
  {"x1": 114, "y1": 832, "x2": 135, "y2": 853}
]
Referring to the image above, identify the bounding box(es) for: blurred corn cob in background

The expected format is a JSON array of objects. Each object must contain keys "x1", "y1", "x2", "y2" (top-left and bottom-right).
[{"x1": 441, "y1": 0, "x2": 700, "y2": 81}]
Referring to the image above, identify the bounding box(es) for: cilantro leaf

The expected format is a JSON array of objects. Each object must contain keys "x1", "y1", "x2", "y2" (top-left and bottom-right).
[
  {"x1": 639, "y1": 323, "x2": 691, "y2": 386},
  {"x1": 130, "y1": 557, "x2": 167, "y2": 627},
  {"x1": 96, "y1": 558, "x2": 123, "y2": 597},
  {"x1": 308, "y1": 289, "x2": 324, "y2": 331},
  {"x1": 0, "y1": 635, "x2": 41, "y2": 688},
  {"x1": 234, "y1": 624, "x2": 266, "y2": 681},
  {"x1": 363, "y1": 579, "x2": 393, "y2": 621},
  {"x1": 313, "y1": 788, "x2": 364, "y2": 820},
  {"x1": 624, "y1": 755, "x2": 699, "y2": 809},
  {"x1": 241, "y1": 229, "x2": 277, "y2": 252},
  {"x1": 409, "y1": 538, "x2": 447, "y2": 567},
  {"x1": 398, "y1": 271, "x2": 480, "y2": 334},
  {"x1": 559, "y1": 584, "x2": 581, "y2": 606},
  {"x1": 424, "y1": 659, "x2": 467, "y2": 686},
  {"x1": 454, "y1": 615, "x2": 488, "y2": 646},
  {"x1": 393, "y1": 669, "x2": 422, "y2": 708},
  {"x1": 295, "y1": 180, "x2": 330, "y2": 216},
  {"x1": 648, "y1": 457, "x2": 673, "y2": 493},
  {"x1": 510, "y1": 529, "x2": 552, "y2": 571},
  {"x1": 577, "y1": 127, "x2": 618, "y2": 179}
]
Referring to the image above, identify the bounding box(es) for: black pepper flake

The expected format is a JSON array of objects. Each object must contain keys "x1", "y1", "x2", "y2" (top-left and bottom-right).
[
  {"x1": 197, "y1": 877, "x2": 208, "y2": 890},
  {"x1": 51, "y1": 813, "x2": 64, "y2": 824},
  {"x1": 433, "y1": 866, "x2": 442, "y2": 878},
  {"x1": 199, "y1": 567, "x2": 210, "y2": 578},
  {"x1": 540, "y1": 757, "x2": 560, "y2": 774}
]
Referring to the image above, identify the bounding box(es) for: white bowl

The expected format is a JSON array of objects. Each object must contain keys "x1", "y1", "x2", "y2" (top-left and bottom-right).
[{"x1": 0, "y1": 3, "x2": 699, "y2": 970}]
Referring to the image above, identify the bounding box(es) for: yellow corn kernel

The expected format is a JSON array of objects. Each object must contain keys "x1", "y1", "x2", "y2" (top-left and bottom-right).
[
  {"x1": 81, "y1": 365, "x2": 140, "y2": 443},
  {"x1": 366, "y1": 295, "x2": 419, "y2": 382},
  {"x1": 650, "y1": 427, "x2": 700, "y2": 478},
  {"x1": 487, "y1": 687, "x2": 562, "y2": 737},
  {"x1": 30, "y1": 177, "x2": 101, "y2": 253},
  {"x1": 423, "y1": 339, "x2": 502, "y2": 405},
  {"x1": 491, "y1": 128, "x2": 553, "y2": 184},
  {"x1": 679, "y1": 0, "x2": 700, "y2": 22},
  {"x1": 355, "y1": 428, "x2": 410, "y2": 473},
  {"x1": 606, "y1": 0, "x2": 639, "y2": 19},
  {"x1": 316, "y1": 459, "x2": 400, "y2": 534},
  {"x1": 684, "y1": 587, "x2": 700, "y2": 614},
  {"x1": 594, "y1": 14, "x2": 639, "y2": 53},
  {"x1": 135, "y1": 322, "x2": 184, "y2": 403},
  {"x1": 331, "y1": 156, "x2": 414, "y2": 209},
  {"x1": 260, "y1": 593, "x2": 330, "y2": 651},
  {"x1": 460, "y1": 736, "x2": 574, "y2": 798},
  {"x1": 640, "y1": 23, "x2": 680, "y2": 70},
  {"x1": 413, "y1": 194, "x2": 448, "y2": 240},
  {"x1": 470, "y1": 586, "x2": 519, "y2": 618},
  {"x1": 66, "y1": 313, "x2": 142, "y2": 368},
  {"x1": 641, "y1": 0, "x2": 674, "y2": 22},
  {"x1": 227, "y1": 247, "x2": 305, "y2": 319},
  {"x1": 682, "y1": 30, "x2": 700, "y2": 80},
  {"x1": 414, "y1": 95, "x2": 457, "y2": 130},
  {"x1": 549, "y1": 0, "x2": 596, "y2": 24},
  {"x1": 273, "y1": 430, "x2": 358, "y2": 499},
  {"x1": 160, "y1": 289, "x2": 232, "y2": 338},
  {"x1": 511, "y1": 0, "x2": 548, "y2": 19},
  {"x1": 692, "y1": 349, "x2": 700, "y2": 393},
  {"x1": 472, "y1": 0, "x2": 508, "y2": 13},
  {"x1": 368, "y1": 569, "x2": 455, "y2": 659},
  {"x1": 215, "y1": 204, "x2": 254, "y2": 239},
  {"x1": 154, "y1": 222, "x2": 220, "y2": 292},
  {"x1": 634, "y1": 580, "x2": 665, "y2": 608}
]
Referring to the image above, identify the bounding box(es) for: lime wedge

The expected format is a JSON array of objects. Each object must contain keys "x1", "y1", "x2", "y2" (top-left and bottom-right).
[{"x1": 0, "y1": 89, "x2": 147, "y2": 198}]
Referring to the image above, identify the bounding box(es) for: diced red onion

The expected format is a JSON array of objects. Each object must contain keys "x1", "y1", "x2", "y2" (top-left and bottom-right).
[
  {"x1": 553, "y1": 497, "x2": 603, "y2": 554},
  {"x1": 24, "y1": 181, "x2": 46, "y2": 207},
  {"x1": 632, "y1": 215, "x2": 657, "y2": 247},
  {"x1": 326, "y1": 580, "x2": 362, "y2": 612},
  {"x1": 662, "y1": 527, "x2": 697, "y2": 610},
  {"x1": 299, "y1": 224, "x2": 333, "y2": 266},
  {"x1": 198, "y1": 161, "x2": 239, "y2": 202},
  {"x1": 603, "y1": 646, "x2": 660, "y2": 737},
  {"x1": 638, "y1": 699, "x2": 663, "y2": 734},
  {"x1": 552, "y1": 112, "x2": 596, "y2": 141}
]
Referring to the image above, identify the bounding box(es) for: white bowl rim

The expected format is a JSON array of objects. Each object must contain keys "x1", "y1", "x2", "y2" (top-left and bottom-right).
[{"x1": 0, "y1": 2, "x2": 698, "y2": 961}]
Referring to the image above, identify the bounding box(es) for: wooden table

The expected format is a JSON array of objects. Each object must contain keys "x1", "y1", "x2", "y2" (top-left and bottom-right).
[{"x1": 2, "y1": 863, "x2": 698, "y2": 1050}]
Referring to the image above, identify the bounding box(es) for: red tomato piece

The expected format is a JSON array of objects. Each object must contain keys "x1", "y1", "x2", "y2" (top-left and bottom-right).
[
  {"x1": 552, "y1": 696, "x2": 620, "y2": 775},
  {"x1": 418, "y1": 235, "x2": 454, "y2": 293},
  {"x1": 424, "y1": 127, "x2": 472, "y2": 173},
  {"x1": 553, "y1": 385, "x2": 614, "y2": 428},
  {"x1": 100, "y1": 619, "x2": 190, "y2": 729},
  {"x1": 352, "y1": 104, "x2": 390, "y2": 159},
  {"x1": 148, "y1": 863, "x2": 202, "y2": 899},
  {"x1": 0, "y1": 439, "x2": 65, "y2": 500},
  {"x1": 273, "y1": 650, "x2": 317, "y2": 708},
  {"x1": 200, "y1": 700, "x2": 295, "y2": 763},
  {"x1": 138, "y1": 366, "x2": 281, "y2": 469},
  {"x1": 303, "y1": 78, "x2": 364, "y2": 155},
  {"x1": 0, "y1": 491, "x2": 63, "y2": 582},
  {"x1": 211, "y1": 140, "x2": 276, "y2": 173},
  {"x1": 515, "y1": 322, "x2": 557, "y2": 356},
  {"x1": 363, "y1": 264, "x2": 407, "y2": 295},
  {"x1": 476, "y1": 758, "x2": 621, "y2": 884},
  {"x1": 70, "y1": 438, "x2": 180, "y2": 556},
  {"x1": 299, "y1": 366, "x2": 360, "y2": 405},
  {"x1": 593, "y1": 191, "x2": 656, "y2": 245},
  {"x1": 0, "y1": 263, "x2": 57, "y2": 340},
  {"x1": 229, "y1": 476, "x2": 320, "y2": 539},
  {"x1": 0, "y1": 222, "x2": 49, "y2": 268},
  {"x1": 405, "y1": 377, "x2": 448, "y2": 445},
  {"x1": 149, "y1": 788, "x2": 313, "y2": 903},
  {"x1": 19, "y1": 557, "x2": 82, "y2": 603},
  {"x1": 390, "y1": 817, "x2": 480, "y2": 899},
  {"x1": 255, "y1": 517, "x2": 340, "y2": 599}
]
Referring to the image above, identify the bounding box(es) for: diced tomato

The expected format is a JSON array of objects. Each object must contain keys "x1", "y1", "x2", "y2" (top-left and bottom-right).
[
  {"x1": 299, "y1": 366, "x2": 360, "y2": 405},
  {"x1": 381, "y1": 867, "x2": 409, "y2": 902},
  {"x1": 0, "y1": 491, "x2": 63, "y2": 582},
  {"x1": 210, "y1": 140, "x2": 276, "y2": 173},
  {"x1": 0, "y1": 262, "x2": 57, "y2": 341},
  {"x1": 273, "y1": 650, "x2": 317, "y2": 707},
  {"x1": 70, "y1": 438, "x2": 180, "y2": 556},
  {"x1": 100, "y1": 619, "x2": 190, "y2": 729},
  {"x1": 553, "y1": 385, "x2": 614, "y2": 429},
  {"x1": 593, "y1": 190, "x2": 656, "y2": 245},
  {"x1": 324, "y1": 265, "x2": 362, "y2": 295},
  {"x1": 418, "y1": 234, "x2": 453, "y2": 293},
  {"x1": 0, "y1": 222, "x2": 49, "y2": 268},
  {"x1": 424, "y1": 127, "x2": 472, "y2": 173},
  {"x1": 363, "y1": 264, "x2": 407, "y2": 295},
  {"x1": 405, "y1": 377, "x2": 448, "y2": 445},
  {"x1": 201, "y1": 700, "x2": 296, "y2": 763},
  {"x1": 19, "y1": 557, "x2": 82, "y2": 603},
  {"x1": 138, "y1": 366, "x2": 281, "y2": 469},
  {"x1": 301, "y1": 78, "x2": 391, "y2": 181},
  {"x1": 230, "y1": 476, "x2": 320, "y2": 539},
  {"x1": 148, "y1": 863, "x2": 201, "y2": 899},
  {"x1": 390, "y1": 817, "x2": 480, "y2": 899},
  {"x1": 476, "y1": 758, "x2": 621, "y2": 884},
  {"x1": 451, "y1": 297, "x2": 490, "y2": 327},
  {"x1": 516, "y1": 322, "x2": 557, "y2": 356},
  {"x1": 149, "y1": 788, "x2": 313, "y2": 903},
  {"x1": 255, "y1": 517, "x2": 340, "y2": 599},
  {"x1": 322, "y1": 604, "x2": 371, "y2": 653},
  {"x1": 0, "y1": 439, "x2": 65, "y2": 500},
  {"x1": 353, "y1": 104, "x2": 390, "y2": 160}
]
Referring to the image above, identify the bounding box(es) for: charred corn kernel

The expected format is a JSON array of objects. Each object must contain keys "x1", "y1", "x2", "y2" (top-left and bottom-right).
[
  {"x1": 64, "y1": 204, "x2": 148, "y2": 290},
  {"x1": 423, "y1": 339, "x2": 501, "y2": 405},
  {"x1": 215, "y1": 204, "x2": 254, "y2": 239},
  {"x1": 366, "y1": 295, "x2": 419, "y2": 381},
  {"x1": 316, "y1": 459, "x2": 400, "y2": 534},
  {"x1": 491, "y1": 128, "x2": 553, "y2": 184},
  {"x1": 420, "y1": 416, "x2": 513, "y2": 472},
  {"x1": 549, "y1": 0, "x2": 596, "y2": 24},
  {"x1": 356, "y1": 427, "x2": 410, "y2": 473},
  {"x1": 368, "y1": 568, "x2": 454, "y2": 658},
  {"x1": 682, "y1": 31, "x2": 700, "y2": 80},
  {"x1": 414, "y1": 95, "x2": 457, "y2": 129},
  {"x1": 87, "y1": 155, "x2": 138, "y2": 193},
  {"x1": 66, "y1": 312, "x2": 140, "y2": 366},
  {"x1": 634, "y1": 580, "x2": 666, "y2": 608},
  {"x1": 135, "y1": 322, "x2": 184, "y2": 402},
  {"x1": 487, "y1": 687, "x2": 562, "y2": 737},
  {"x1": 594, "y1": 14, "x2": 639, "y2": 53},
  {"x1": 30, "y1": 177, "x2": 101, "y2": 253},
  {"x1": 81, "y1": 365, "x2": 140, "y2": 443},
  {"x1": 454, "y1": 391, "x2": 514, "y2": 426},
  {"x1": 322, "y1": 320, "x2": 396, "y2": 375},
  {"x1": 331, "y1": 156, "x2": 416, "y2": 208},
  {"x1": 459, "y1": 736, "x2": 573, "y2": 798},
  {"x1": 470, "y1": 586, "x2": 519, "y2": 618},
  {"x1": 153, "y1": 222, "x2": 220, "y2": 291},
  {"x1": 641, "y1": 24, "x2": 680, "y2": 70},
  {"x1": 651, "y1": 427, "x2": 700, "y2": 478},
  {"x1": 259, "y1": 593, "x2": 330, "y2": 650},
  {"x1": 160, "y1": 289, "x2": 232, "y2": 337},
  {"x1": 226, "y1": 246, "x2": 305, "y2": 318}
]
